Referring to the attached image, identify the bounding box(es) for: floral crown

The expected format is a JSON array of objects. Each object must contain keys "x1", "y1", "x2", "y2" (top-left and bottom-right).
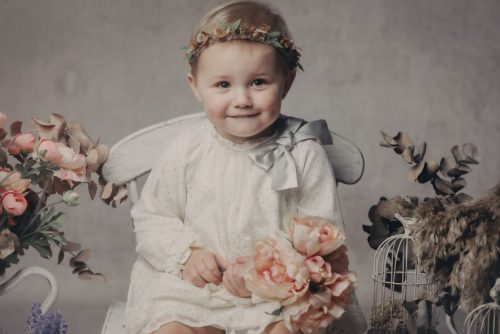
[{"x1": 185, "y1": 19, "x2": 303, "y2": 71}]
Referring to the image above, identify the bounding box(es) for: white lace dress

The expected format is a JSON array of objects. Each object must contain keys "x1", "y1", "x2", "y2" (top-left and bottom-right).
[{"x1": 125, "y1": 116, "x2": 367, "y2": 334}]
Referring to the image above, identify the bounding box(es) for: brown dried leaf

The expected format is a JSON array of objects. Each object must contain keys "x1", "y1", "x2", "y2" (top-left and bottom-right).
[
  {"x1": 95, "y1": 144, "x2": 109, "y2": 165},
  {"x1": 432, "y1": 175, "x2": 455, "y2": 195},
  {"x1": 88, "y1": 180, "x2": 98, "y2": 200},
  {"x1": 31, "y1": 117, "x2": 57, "y2": 140},
  {"x1": 53, "y1": 177, "x2": 71, "y2": 194},
  {"x1": 451, "y1": 177, "x2": 466, "y2": 192},
  {"x1": 112, "y1": 186, "x2": 128, "y2": 207},
  {"x1": 461, "y1": 143, "x2": 480, "y2": 164},
  {"x1": 62, "y1": 241, "x2": 81, "y2": 252},
  {"x1": 69, "y1": 258, "x2": 86, "y2": 269},
  {"x1": 402, "y1": 146, "x2": 414, "y2": 164},
  {"x1": 57, "y1": 247, "x2": 65, "y2": 265},
  {"x1": 394, "y1": 132, "x2": 413, "y2": 153},
  {"x1": 417, "y1": 160, "x2": 440, "y2": 183},
  {"x1": 413, "y1": 142, "x2": 426, "y2": 163},
  {"x1": 380, "y1": 131, "x2": 398, "y2": 147},
  {"x1": 73, "y1": 249, "x2": 91, "y2": 262},
  {"x1": 89, "y1": 272, "x2": 107, "y2": 283},
  {"x1": 10, "y1": 121, "x2": 22, "y2": 136},
  {"x1": 67, "y1": 135, "x2": 81, "y2": 154},
  {"x1": 77, "y1": 269, "x2": 93, "y2": 279},
  {"x1": 101, "y1": 182, "x2": 118, "y2": 204},
  {"x1": 440, "y1": 156, "x2": 456, "y2": 176},
  {"x1": 0, "y1": 147, "x2": 7, "y2": 166},
  {"x1": 406, "y1": 160, "x2": 425, "y2": 183},
  {"x1": 86, "y1": 148, "x2": 99, "y2": 175},
  {"x1": 67, "y1": 122, "x2": 95, "y2": 152}
]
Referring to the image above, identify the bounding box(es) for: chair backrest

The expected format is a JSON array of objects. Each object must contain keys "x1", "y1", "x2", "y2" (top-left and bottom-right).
[{"x1": 102, "y1": 112, "x2": 364, "y2": 204}]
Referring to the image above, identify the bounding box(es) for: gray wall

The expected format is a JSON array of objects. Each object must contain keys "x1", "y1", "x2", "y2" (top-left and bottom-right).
[{"x1": 1, "y1": 0, "x2": 499, "y2": 332}]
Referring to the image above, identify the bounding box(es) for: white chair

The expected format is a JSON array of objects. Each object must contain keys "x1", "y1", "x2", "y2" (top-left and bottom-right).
[
  {"x1": 100, "y1": 112, "x2": 365, "y2": 334},
  {"x1": 0, "y1": 266, "x2": 58, "y2": 313}
]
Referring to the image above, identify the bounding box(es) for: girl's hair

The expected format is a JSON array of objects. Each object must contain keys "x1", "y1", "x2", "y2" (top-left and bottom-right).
[{"x1": 189, "y1": 0, "x2": 295, "y2": 74}]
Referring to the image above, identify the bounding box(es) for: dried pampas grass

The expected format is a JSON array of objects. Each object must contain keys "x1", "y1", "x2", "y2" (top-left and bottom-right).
[{"x1": 412, "y1": 183, "x2": 500, "y2": 312}]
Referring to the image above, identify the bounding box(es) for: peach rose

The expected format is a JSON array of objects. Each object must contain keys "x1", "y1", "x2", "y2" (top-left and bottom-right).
[
  {"x1": 245, "y1": 237, "x2": 309, "y2": 305},
  {"x1": 0, "y1": 113, "x2": 6, "y2": 128},
  {"x1": 0, "y1": 169, "x2": 30, "y2": 193},
  {"x1": 1, "y1": 191, "x2": 28, "y2": 216},
  {"x1": 291, "y1": 216, "x2": 345, "y2": 257},
  {"x1": 11, "y1": 133, "x2": 36, "y2": 153},
  {"x1": 38, "y1": 140, "x2": 86, "y2": 184},
  {"x1": 305, "y1": 255, "x2": 333, "y2": 284}
]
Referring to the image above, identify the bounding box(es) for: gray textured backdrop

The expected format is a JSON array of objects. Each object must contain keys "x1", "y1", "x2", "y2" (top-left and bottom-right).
[{"x1": 0, "y1": 0, "x2": 499, "y2": 333}]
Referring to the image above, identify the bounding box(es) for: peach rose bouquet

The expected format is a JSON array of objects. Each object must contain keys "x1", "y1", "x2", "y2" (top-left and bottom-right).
[
  {"x1": 0, "y1": 113, "x2": 126, "y2": 281},
  {"x1": 245, "y1": 216, "x2": 357, "y2": 334}
]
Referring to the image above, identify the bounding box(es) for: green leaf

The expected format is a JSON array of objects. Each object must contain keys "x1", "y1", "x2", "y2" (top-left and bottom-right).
[
  {"x1": 230, "y1": 19, "x2": 241, "y2": 32},
  {"x1": 31, "y1": 239, "x2": 53, "y2": 259},
  {"x1": 269, "y1": 40, "x2": 283, "y2": 48},
  {"x1": 266, "y1": 31, "x2": 281, "y2": 38}
]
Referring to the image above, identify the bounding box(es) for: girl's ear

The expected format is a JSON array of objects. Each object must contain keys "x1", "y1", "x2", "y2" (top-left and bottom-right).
[
  {"x1": 187, "y1": 72, "x2": 202, "y2": 102},
  {"x1": 282, "y1": 70, "x2": 296, "y2": 99}
]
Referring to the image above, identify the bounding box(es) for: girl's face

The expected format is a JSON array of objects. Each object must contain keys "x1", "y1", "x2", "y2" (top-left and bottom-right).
[{"x1": 188, "y1": 41, "x2": 295, "y2": 144}]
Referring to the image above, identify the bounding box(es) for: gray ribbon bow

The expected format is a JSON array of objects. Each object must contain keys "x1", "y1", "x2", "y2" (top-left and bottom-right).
[{"x1": 248, "y1": 117, "x2": 333, "y2": 191}]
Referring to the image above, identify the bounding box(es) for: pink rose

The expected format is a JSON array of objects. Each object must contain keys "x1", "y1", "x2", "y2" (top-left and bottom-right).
[
  {"x1": 291, "y1": 216, "x2": 345, "y2": 257},
  {"x1": 11, "y1": 133, "x2": 36, "y2": 153},
  {"x1": 7, "y1": 144, "x2": 20, "y2": 155},
  {"x1": 0, "y1": 169, "x2": 30, "y2": 193},
  {"x1": 38, "y1": 139, "x2": 61, "y2": 162},
  {"x1": 245, "y1": 237, "x2": 310, "y2": 305},
  {"x1": 1, "y1": 191, "x2": 28, "y2": 216},
  {"x1": 0, "y1": 113, "x2": 6, "y2": 128}
]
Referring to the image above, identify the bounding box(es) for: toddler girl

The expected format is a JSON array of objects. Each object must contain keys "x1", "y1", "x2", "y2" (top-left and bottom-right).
[{"x1": 125, "y1": 1, "x2": 366, "y2": 333}]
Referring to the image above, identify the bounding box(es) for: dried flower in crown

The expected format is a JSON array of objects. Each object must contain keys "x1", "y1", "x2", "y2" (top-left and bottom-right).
[{"x1": 185, "y1": 19, "x2": 303, "y2": 71}]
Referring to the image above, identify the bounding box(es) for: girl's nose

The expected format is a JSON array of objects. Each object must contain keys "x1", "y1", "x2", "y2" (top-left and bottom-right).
[{"x1": 233, "y1": 88, "x2": 252, "y2": 108}]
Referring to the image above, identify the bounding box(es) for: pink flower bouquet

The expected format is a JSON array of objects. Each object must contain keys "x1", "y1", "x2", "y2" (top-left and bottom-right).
[
  {"x1": 0, "y1": 113, "x2": 126, "y2": 280},
  {"x1": 245, "y1": 216, "x2": 356, "y2": 334}
]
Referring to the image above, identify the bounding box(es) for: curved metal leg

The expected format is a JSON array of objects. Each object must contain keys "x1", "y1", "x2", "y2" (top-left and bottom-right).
[{"x1": 0, "y1": 266, "x2": 58, "y2": 313}]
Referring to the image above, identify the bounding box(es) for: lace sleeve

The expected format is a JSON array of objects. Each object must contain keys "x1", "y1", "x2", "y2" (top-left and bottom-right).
[{"x1": 130, "y1": 135, "x2": 205, "y2": 275}]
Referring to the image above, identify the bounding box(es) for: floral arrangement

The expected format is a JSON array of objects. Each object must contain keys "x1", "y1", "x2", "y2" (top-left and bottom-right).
[
  {"x1": 363, "y1": 131, "x2": 500, "y2": 321},
  {"x1": 26, "y1": 302, "x2": 67, "y2": 334},
  {"x1": 244, "y1": 216, "x2": 356, "y2": 334},
  {"x1": 0, "y1": 113, "x2": 127, "y2": 280}
]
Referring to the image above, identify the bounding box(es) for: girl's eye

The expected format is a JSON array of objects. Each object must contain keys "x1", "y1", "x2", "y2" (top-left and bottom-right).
[
  {"x1": 252, "y1": 79, "x2": 266, "y2": 86},
  {"x1": 216, "y1": 81, "x2": 230, "y2": 88}
]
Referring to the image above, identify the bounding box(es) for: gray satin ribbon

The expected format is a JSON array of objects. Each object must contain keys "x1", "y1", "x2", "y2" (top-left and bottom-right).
[{"x1": 248, "y1": 117, "x2": 333, "y2": 191}]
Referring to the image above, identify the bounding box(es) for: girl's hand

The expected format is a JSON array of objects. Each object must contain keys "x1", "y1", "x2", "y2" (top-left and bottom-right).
[
  {"x1": 222, "y1": 256, "x2": 252, "y2": 298},
  {"x1": 183, "y1": 249, "x2": 227, "y2": 288}
]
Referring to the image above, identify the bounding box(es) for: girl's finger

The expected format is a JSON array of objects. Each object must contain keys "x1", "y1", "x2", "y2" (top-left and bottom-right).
[
  {"x1": 202, "y1": 256, "x2": 223, "y2": 281},
  {"x1": 189, "y1": 270, "x2": 206, "y2": 288},
  {"x1": 222, "y1": 267, "x2": 238, "y2": 296},
  {"x1": 214, "y1": 253, "x2": 229, "y2": 271}
]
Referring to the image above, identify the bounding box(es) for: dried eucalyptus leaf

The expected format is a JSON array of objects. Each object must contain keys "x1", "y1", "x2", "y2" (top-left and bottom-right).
[
  {"x1": 88, "y1": 180, "x2": 98, "y2": 200},
  {"x1": 10, "y1": 121, "x2": 22, "y2": 136},
  {"x1": 380, "y1": 131, "x2": 398, "y2": 147},
  {"x1": 440, "y1": 156, "x2": 456, "y2": 176},
  {"x1": 402, "y1": 146, "x2": 414, "y2": 164},
  {"x1": 67, "y1": 135, "x2": 81, "y2": 154},
  {"x1": 86, "y1": 149, "x2": 99, "y2": 175},
  {"x1": 451, "y1": 145, "x2": 468, "y2": 164},
  {"x1": 417, "y1": 160, "x2": 440, "y2": 183},
  {"x1": 377, "y1": 197, "x2": 402, "y2": 220},
  {"x1": 57, "y1": 247, "x2": 64, "y2": 265},
  {"x1": 89, "y1": 272, "x2": 107, "y2": 283},
  {"x1": 73, "y1": 248, "x2": 91, "y2": 262},
  {"x1": 451, "y1": 177, "x2": 466, "y2": 192},
  {"x1": 31, "y1": 117, "x2": 57, "y2": 140},
  {"x1": 394, "y1": 132, "x2": 413, "y2": 151},
  {"x1": 95, "y1": 144, "x2": 109, "y2": 165},
  {"x1": 101, "y1": 182, "x2": 118, "y2": 203},
  {"x1": 447, "y1": 165, "x2": 470, "y2": 177},
  {"x1": 112, "y1": 186, "x2": 128, "y2": 207},
  {"x1": 406, "y1": 160, "x2": 425, "y2": 183},
  {"x1": 67, "y1": 122, "x2": 95, "y2": 151},
  {"x1": 461, "y1": 143, "x2": 480, "y2": 164},
  {"x1": 69, "y1": 258, "x2": 86, "y2": 268},
  {"x1": 62, "y1": 241, "x2": 81, "y2": 252},
  {"x1": 413, "y1": 142, "x2": 426, "y2": 163},
  {"x1": 72, "y1": 264, "x2": 88, "y2": 274},
  {"x1": 432, "y1": 175, "x2": 455, "y2": 195},
  {"x1": 452, "y1": 193, "x2": 473, "y2": 204},
  {"x1": 77, "y1": 269, "x2": 94, "y2": 280}
]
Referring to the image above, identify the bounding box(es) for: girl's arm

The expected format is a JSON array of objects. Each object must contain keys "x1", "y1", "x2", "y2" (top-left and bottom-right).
[
  {"x1": 130, "y1": 135, "x2": 205, "y2": 276},
  {"x1": 294, "y1": 140, "x2": 344, "y2": 232}
]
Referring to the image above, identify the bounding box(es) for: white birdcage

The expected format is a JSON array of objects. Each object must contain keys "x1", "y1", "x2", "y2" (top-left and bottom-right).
[
  {"x1": 370, "y1": 214, "x2": 438, "y2": 333},
  {"x1": 464, "y1": 278, "x2": 500, "y2": 334}
]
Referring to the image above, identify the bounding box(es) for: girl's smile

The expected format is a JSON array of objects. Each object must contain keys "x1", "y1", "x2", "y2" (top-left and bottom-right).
[{"x1": 188, "y1": 41, "x2": 295, "y2": 144}]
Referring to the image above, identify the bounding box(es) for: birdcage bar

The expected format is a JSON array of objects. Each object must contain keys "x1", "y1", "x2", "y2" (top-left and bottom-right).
[{"x1": 464, "y1": 303, "x2": 500, "y2": 334}]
